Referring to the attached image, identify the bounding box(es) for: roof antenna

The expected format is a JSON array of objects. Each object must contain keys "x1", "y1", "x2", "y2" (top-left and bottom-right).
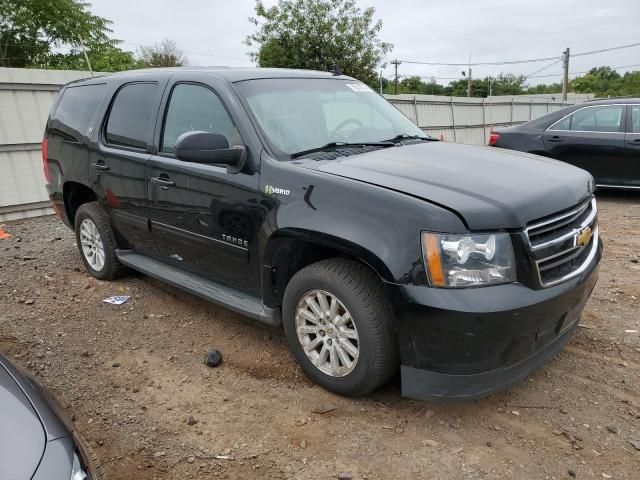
[{"x1": 330, "y1": 63, "x2": 342, "y2": 76}]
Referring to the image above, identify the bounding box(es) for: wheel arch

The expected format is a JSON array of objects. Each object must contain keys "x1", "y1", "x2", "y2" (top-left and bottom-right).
[
  {"x1": 63, "y1": 181, "x2": 97, "y2": 225},
  {"x1": 262, "y1": 228, "x2": 395, "y2": 308}
]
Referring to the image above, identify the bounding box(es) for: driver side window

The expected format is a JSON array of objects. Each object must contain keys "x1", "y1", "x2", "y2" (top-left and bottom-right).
[{"x1": 161, "y1": 83, "x2": 240, "y2": 154}]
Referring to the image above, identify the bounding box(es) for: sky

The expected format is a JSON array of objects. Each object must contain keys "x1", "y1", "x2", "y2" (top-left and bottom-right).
[{"x1": 90, "y1": 0, "x2": 640, "y2": 86}]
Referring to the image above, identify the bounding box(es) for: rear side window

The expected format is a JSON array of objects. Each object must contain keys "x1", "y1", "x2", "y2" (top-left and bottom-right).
[
  {"x1": 631, "y1": 106, "x2": 640, "y2": 133},
  {"x1": 105, "y1": 82, "x2": 158, "y2": 149},
  {"x1": 51, "y1": 84, "x2": 107, "y2": 142},
  {"x1": 548, "y1": 115, "x2": 571, "y2": 131}
]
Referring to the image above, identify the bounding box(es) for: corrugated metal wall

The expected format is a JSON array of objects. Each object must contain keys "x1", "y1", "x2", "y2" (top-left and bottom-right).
[
  {"x1": 0, "y1": 68, "x2": 94, "y2": 221},
  {"x1": 386, "y1": 93, "x2": 593, "y2": 143},
  {"x1": 0, "y1": 67, "x2": 593, "y2": 221}
]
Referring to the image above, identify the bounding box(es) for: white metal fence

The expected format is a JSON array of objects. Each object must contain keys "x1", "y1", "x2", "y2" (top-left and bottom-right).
[
  {"x1": 0, "y1": 67, "x2": 593, "y2": 221},
  {"x1": 387, "y1": 93, "x2": 594, "y2": 144},
  {"x1": 0, "y1": 68, "x2": 93, "y2": 221}
]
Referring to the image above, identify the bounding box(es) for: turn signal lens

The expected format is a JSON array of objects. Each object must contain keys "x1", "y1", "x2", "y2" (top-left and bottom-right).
[{"x1": 422, "y1": 233, "x2": 445, "y2": 287}]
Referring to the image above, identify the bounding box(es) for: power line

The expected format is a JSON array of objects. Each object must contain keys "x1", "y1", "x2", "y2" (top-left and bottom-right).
[
  {"x1": 522, "y1": 59, "x2": 562, "y2": 79},
  {"x1": 572, "y1": 42, "x2": 640, "y2": 57},
  {"x1": 400, "y1": 55, "x2": 560, "y2": 67},
  {"x1": 397, "y1": 41, "x2": 640, "y2": 67},
  {"x1": 415, "y1": 62, "x2": 640, "y2": 82}
]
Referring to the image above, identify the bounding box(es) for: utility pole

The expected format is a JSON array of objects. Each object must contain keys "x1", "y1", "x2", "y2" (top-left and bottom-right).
[
  {"x1": 467, "y1": 52, "x2": 472, "y2": 97},
  {"x1": 562, "y1": 47, "x2": 570, "y2": 102},
  {"x1": 391, "y1": 59, "x2": 401, "y2": 95}
]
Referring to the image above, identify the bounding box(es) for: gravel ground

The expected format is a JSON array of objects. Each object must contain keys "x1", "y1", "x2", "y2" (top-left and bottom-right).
[{"x1": 1, "y1": 191, "x2": 639, "y2": 480}]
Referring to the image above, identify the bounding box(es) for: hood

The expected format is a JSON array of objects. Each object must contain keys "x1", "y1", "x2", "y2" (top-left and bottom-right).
[
  {"x1": 0, "y1": 361, "x2": 47, "y2": 479},
  {"x1": 297, "y1": 142, "x2": 593, "y2": 230}
]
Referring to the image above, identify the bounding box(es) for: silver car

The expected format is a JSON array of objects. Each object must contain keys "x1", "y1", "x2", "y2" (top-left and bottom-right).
[{"x1": 0, "y1": 353, "x2": 104, "y2": 479}]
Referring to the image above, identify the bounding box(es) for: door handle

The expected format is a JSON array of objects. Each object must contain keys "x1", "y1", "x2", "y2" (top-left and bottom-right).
[
  {"x1": 627, "y1": 138, "x2": 640, "y2": 146},
  {"x1": 150, "y1": 176, "x2": 176, "y2": 189},
  {"x1": 547, "y1": 135, "x2": 563, "y2": 142},
  {"x1": 92, "y1": 162, "x2": 110, "y2": 173}
]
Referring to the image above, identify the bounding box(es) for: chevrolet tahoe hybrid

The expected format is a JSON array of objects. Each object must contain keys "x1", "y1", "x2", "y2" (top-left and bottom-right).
[{"x1": 43, "y1": 68, "x2": 601, "y2": 400}]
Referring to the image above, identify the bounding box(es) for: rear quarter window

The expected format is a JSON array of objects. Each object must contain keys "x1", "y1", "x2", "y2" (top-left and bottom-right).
[
  {"x1": 105, "y1": 82, "x2": 158, "y2": 149},
  {"x1": 49, "y1": 84, "x2": 107, "y2": 142}
]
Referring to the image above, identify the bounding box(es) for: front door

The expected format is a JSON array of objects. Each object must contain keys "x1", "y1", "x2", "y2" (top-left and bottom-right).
[
  {"x1": 624, "y1": 104, "x2": 640, "y2": 188},
  {"x1": 92, "y1": 80, "x2": 166, "y2": 256},
  {"x1": 543, "y1": 104, "x2": 626, "y2": 185},
  {"x1": 147, "y1": 81, "x2": 261, "y2": 295}
]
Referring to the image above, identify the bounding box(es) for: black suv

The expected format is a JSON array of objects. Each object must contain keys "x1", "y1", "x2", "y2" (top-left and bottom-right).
[{"x1": 44, "y1": 68, "x2": 601, "y2": 401}]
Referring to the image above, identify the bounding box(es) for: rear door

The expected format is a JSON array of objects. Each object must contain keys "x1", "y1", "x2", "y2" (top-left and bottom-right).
[
  {"x1": 542, "y1": 104, "x2": 626, "y2": 185},
  {"x1": 91, "y1": 80, "x2": 167, "y2": 256},
  {"x1": 147, "y1": 76, "x2": 262, "y2": 295},
  {"x1": 624, "y1": 104, "x2": 640, "y2": 188}
]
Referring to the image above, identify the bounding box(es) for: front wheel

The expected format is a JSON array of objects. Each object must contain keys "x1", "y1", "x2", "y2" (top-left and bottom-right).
[{"x1": 283, "y1": 259, "x2": 397, "y2": 397}]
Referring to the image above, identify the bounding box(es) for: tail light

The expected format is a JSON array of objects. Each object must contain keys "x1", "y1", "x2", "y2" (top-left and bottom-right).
[
  {"x1": 488, "y1": 132, "x2": 501, "y2": 146},
  {"x1": 42, "y1": 137, "x2": 51, "y2": 183}
]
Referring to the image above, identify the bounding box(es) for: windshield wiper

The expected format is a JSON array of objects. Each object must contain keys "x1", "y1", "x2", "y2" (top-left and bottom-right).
[
  {"x1": 384, "y1": 134, "x2": 437, "y2": 143},
  {"x1": 290, "y1": 141, "x2": 394, "y2": 159}
]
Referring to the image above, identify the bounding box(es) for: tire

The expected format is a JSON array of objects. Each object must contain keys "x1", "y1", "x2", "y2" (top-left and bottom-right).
[
  {"x1": 283, "y1": 259, "x2": 397, "y2": 397},
  {"x1": 73, "y1": 431, "x2": 107, "y2": 480},
  {"x1": 74, "y1": 202, "x2": 127, "y2": 280}
]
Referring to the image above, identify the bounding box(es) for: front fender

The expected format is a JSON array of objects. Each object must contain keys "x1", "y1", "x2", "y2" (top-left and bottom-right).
[{"x1": 258, "y1": 155, "x2": 467, "y2": 288}]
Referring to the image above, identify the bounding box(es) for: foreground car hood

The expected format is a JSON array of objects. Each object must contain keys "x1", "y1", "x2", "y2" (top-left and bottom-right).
[
  {"x1": 0, "y1": 362, "x2": 46, "y2": 479},
  {"x1": 299, "y1": 142, "x2": 593, "y2": 230}
]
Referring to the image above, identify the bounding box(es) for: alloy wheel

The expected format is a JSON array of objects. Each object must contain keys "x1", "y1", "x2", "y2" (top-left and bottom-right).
[{"x1": 295, "y1": 289, "x2": 360, "y2": 377}]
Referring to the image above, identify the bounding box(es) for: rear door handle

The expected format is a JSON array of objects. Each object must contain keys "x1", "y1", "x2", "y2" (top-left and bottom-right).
[
  {"x1": 627, "y1": 138, "x2": 640, "y2": 146},
  {"x1": 547, "y1": 135, "x2": 563, "y2": 143},
  {"x1": 92, "y1": 162, "x2": 110, "y2": 173},
  {"x1": 150, "y1": 175, "x2": 176, "y2": 189}
]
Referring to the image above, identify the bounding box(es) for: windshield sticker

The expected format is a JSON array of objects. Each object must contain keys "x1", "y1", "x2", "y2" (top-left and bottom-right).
[{"x1": 346, "y1": 83, "x2": 373, "y2": 93}]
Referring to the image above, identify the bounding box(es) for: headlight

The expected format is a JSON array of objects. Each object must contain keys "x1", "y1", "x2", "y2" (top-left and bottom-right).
[
  {"x1": 422, "y1": 232, "x2": 516, "y2": 287},
  {"x1": 71, "y1": 451, "x2": 88, "y2": 480}
]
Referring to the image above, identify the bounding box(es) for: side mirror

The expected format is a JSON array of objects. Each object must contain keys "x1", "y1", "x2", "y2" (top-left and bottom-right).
[{"x1": 174, "y1": 131, "x2": 245, "y2": 172}]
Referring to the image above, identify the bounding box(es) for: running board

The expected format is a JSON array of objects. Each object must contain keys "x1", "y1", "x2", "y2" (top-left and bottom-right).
[{"x1": 116, "y1": 250, "x2": 281, "y2": 327}]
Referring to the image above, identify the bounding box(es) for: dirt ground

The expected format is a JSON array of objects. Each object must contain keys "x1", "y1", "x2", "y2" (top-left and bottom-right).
[{"x1": 1, "y1": 191, "x2": 639, "y2": 480}]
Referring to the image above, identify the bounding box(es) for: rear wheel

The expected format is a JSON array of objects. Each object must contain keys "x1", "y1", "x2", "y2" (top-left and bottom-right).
[
  {"x1": 74, "y1": 202, "x2": 127, "y2": 280},
  {"x1": 283, "y1": 259, "x2": 397, "y2": 396}
]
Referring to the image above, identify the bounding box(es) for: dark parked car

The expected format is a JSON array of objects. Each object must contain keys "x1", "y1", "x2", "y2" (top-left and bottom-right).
[
  {"x1": 489, "y1": 98, "x2": 640, "y2": 189},
  {"x1": 0, "y1": 353, "x2": 103, "y2": 479},
  {"x1": 44, "y1": 68, "x2": 601, "y2": 401}
]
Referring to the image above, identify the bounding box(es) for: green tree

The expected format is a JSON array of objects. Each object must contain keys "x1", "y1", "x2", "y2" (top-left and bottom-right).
[
  {"x1": 617, "y1": 71, "x2": 640, "y2": 96},
  {"x1": 138, "y1": 39, "x2": 186, "y2": 68},
  {"x1": 525, "y1": 82, "x2": 563, "y2": 95},
  {"x1": 571, "y1": 66, "x2": 623, "y2": 97},
  {"x1": 383, "y1": 76, "x2": 446, "y2": 95},
  {"x1": 246, "y1": 0, "x2": 392, "y2": 86},
  {"x1": 444, "y1": 74, "x2": 525, "y2": 97},
  {"x1": 0, "y1": 0, "x2": 137, "y2": 71}
]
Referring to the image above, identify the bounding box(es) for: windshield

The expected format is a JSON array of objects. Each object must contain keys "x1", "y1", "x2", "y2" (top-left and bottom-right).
[{"x1": 235, "y1": 78, "x2": 427, "y2": 158}]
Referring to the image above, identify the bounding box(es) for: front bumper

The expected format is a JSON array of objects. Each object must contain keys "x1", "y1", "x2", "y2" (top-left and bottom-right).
[{"x1": 395, "y1": 241, "x2": 601, "y2": 401}]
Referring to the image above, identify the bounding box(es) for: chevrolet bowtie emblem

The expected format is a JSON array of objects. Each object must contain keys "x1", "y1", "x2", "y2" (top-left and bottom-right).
[{"x1": 577, "y1": 226, "x2": 593, "y2": 247}]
